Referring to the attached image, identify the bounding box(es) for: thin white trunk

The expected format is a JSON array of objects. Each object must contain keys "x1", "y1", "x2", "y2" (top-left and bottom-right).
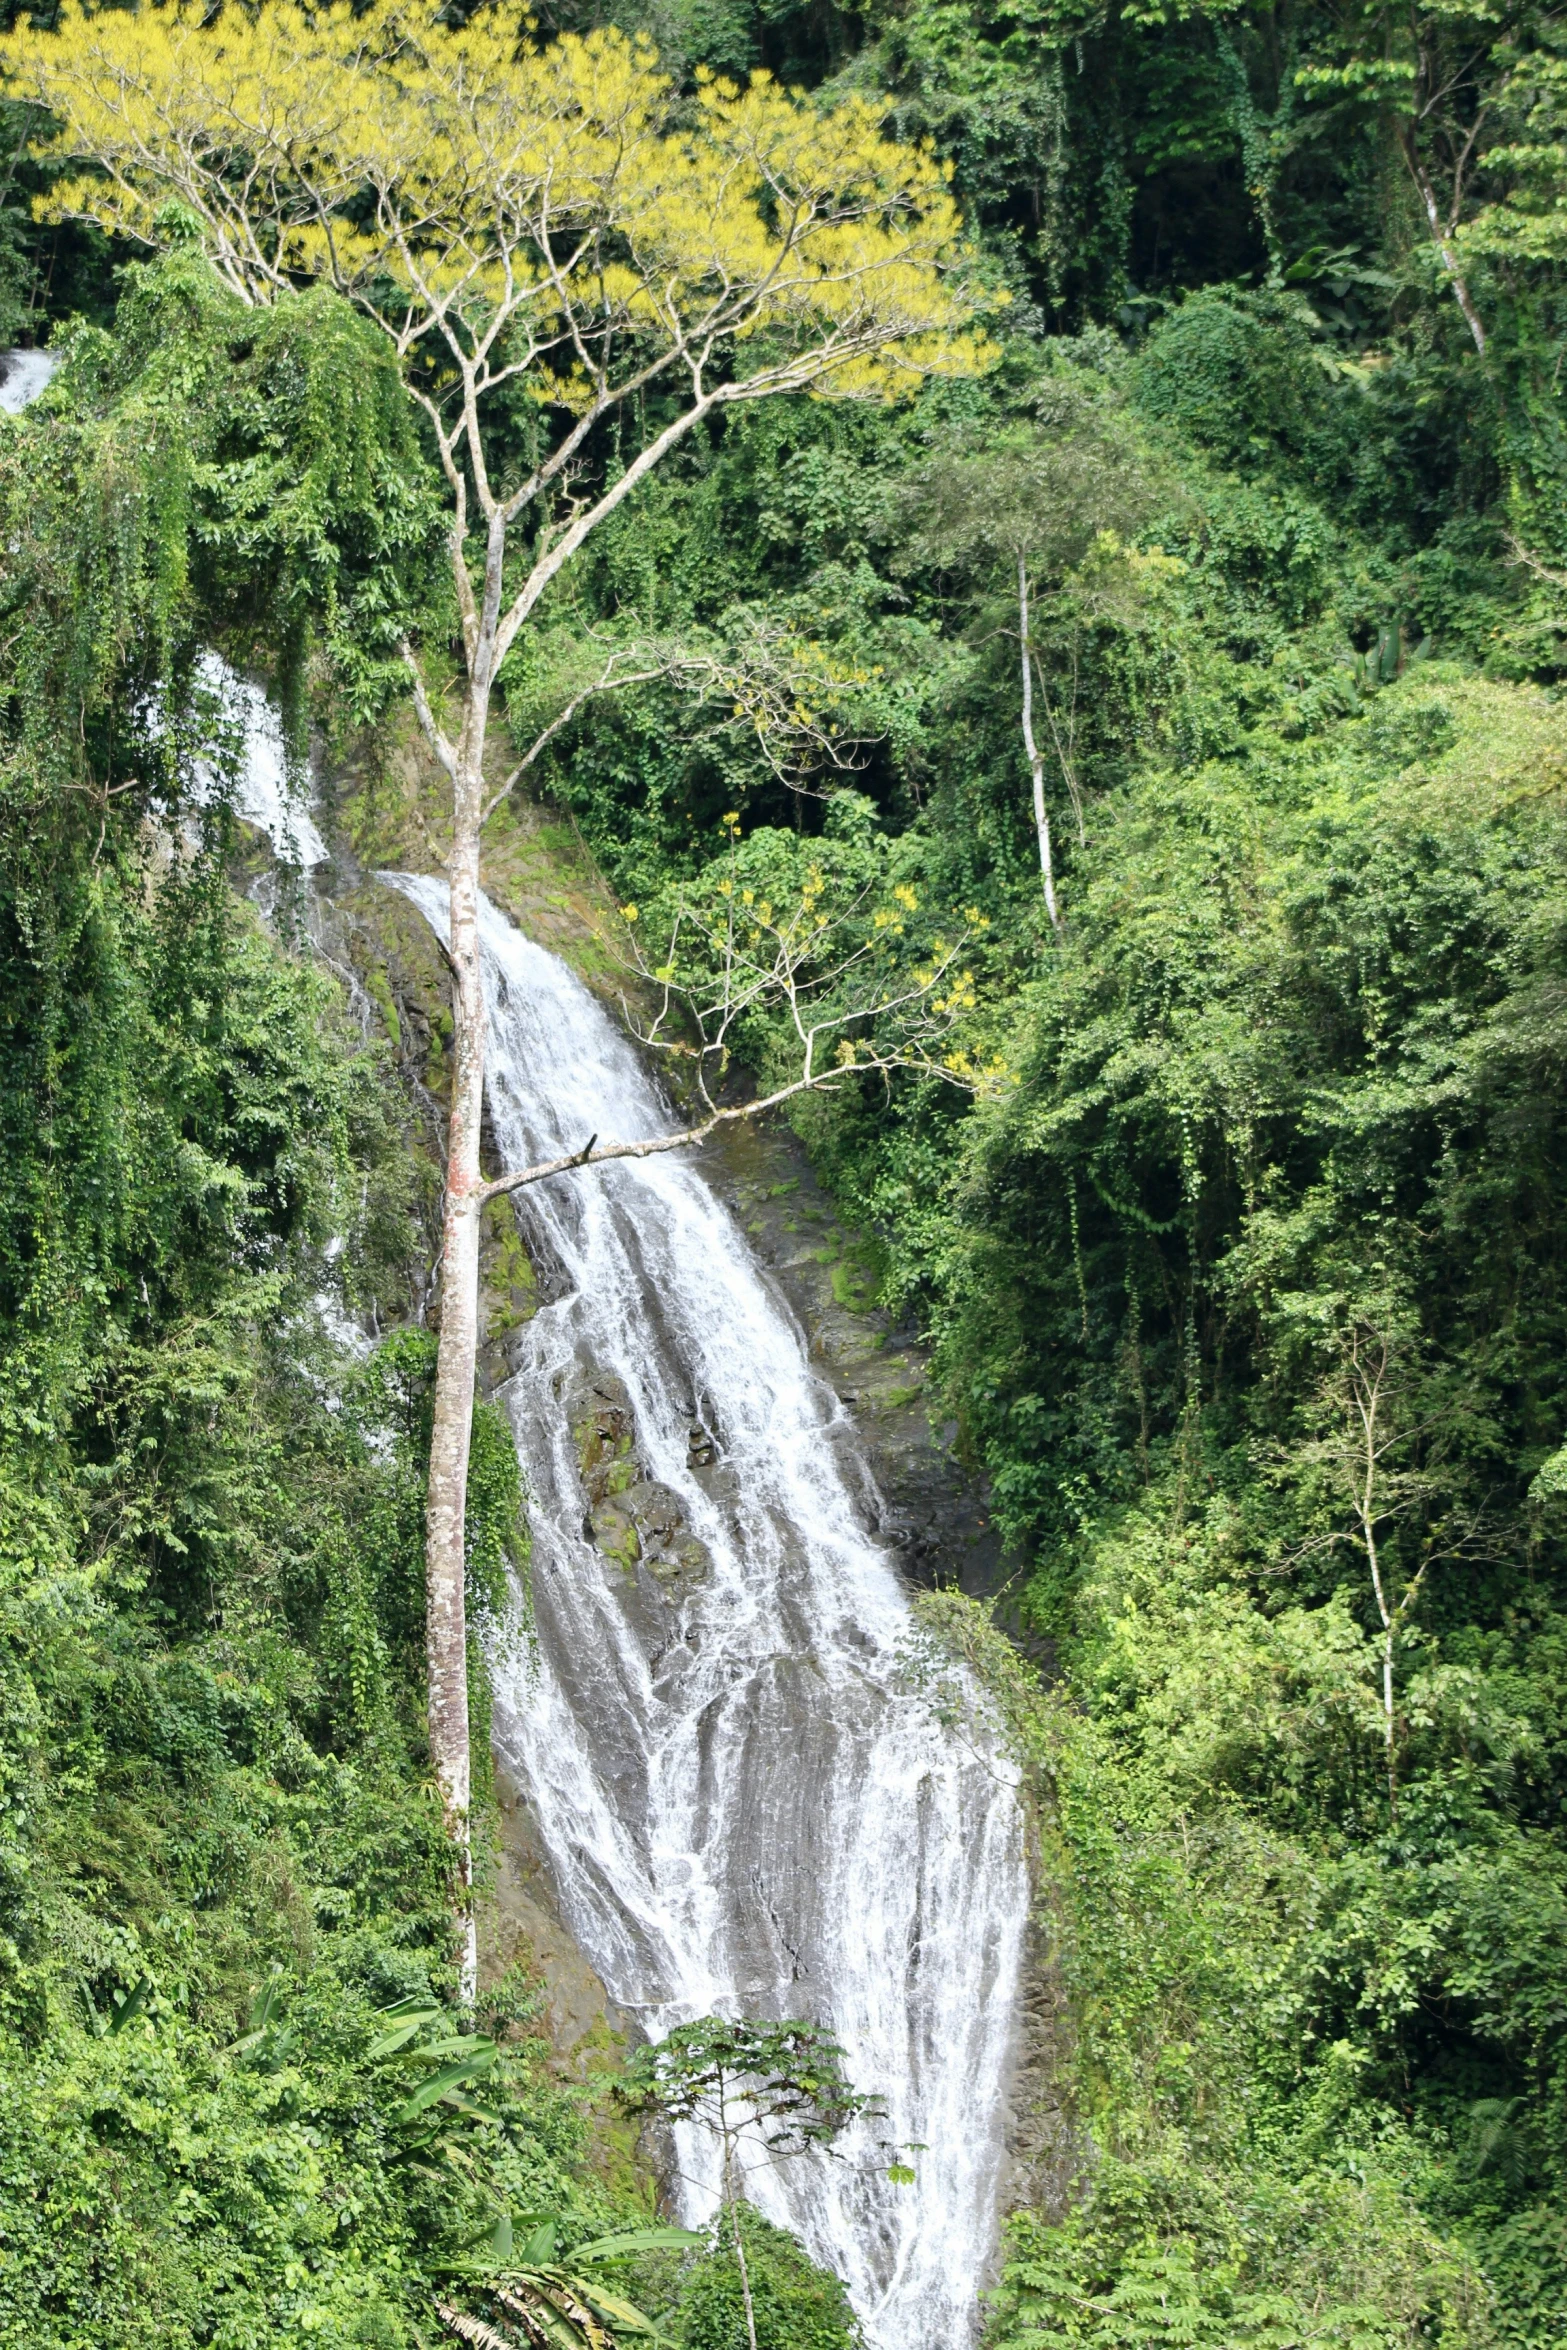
[
  {"x1": 1353, "y1": 1365, "x2": 1400, "y2": 1826},
  {"x1": 422, "y1": 675, "x2": 492, "y2": 2005},
  {"x1": 1401, "y1": 127, "x2": 1487, "y2": 355},
  {"x1": 725, "y1": 2142, "x2": 759, "y2": 2350},
  {"x1": 1019, "y1": 556, "x2": 1063, "y2": 937},
  {"x1": 1365, "y1": 1516, "x2": 1399, "y2": 1826}
]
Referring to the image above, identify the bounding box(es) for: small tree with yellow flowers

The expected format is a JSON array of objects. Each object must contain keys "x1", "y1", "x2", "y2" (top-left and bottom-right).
[
  {"x1": 469, "y1": 813, "x2": 1000, "y2": 1202},
  {"x1": 2, "y1": 0, "x2": 989, "y2": 1991},
  {"x1": 608, "y1": 811, "x2": 995, "y2": 1119}
]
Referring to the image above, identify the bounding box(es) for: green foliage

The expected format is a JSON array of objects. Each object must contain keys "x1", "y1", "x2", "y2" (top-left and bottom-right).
[
  {"x1": 670, "y1": 2207, "x2": 860, "y2": 2350},
  {"x1": 621, "y1": 2017, "x2": 872, "y2": 2154},
  {"x1": 871, "y1": 666, "x2": 1567, "y2": 2340},
  {"x1": 911, "y1": 1593, "x2": 1497, "y2": 2348},
  {"x1": 0, "y1": 809, "x2": 607, "y2": 2341},
  {"x1": 0, "y1": 312, "x2": 598, "y2": 2339},
  {"x1": 3, "y1": 0, "x2": 1567, "y2": 2333},
  {"x1": 0, "y1": 248, "x2": 442, "y2": 790}
]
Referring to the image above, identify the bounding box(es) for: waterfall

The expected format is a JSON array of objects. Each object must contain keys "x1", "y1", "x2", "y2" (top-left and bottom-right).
[
  {"x1": 0, "y1": 348, "x2": 57, "y2": 413},
  {"x1": 5, "y1": 326, "x2": 1029, "y2": 2330},
  {"x1": 389, "y1": 875, "x2": 1029, "y2": 2349},
  {"x1": 192, "y1": 652, "x2": 328, "y2": 869}
]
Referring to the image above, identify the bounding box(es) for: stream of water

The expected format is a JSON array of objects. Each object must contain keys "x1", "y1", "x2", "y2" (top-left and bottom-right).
[
  {"x1": 390, "y1": 876, "x2": 1029, "y2": 2350},
  {"x1": 0, "y1": 347, "x2": 56, "y2": 412}
]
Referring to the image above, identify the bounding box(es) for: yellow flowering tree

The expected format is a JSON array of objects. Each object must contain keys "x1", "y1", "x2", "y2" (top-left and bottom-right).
[
  {"x1": 465, "y1": 824, "x2": 1005, "y2": 1209},
  {"x1": 1, "y1": 0, "x2": 987, "y2": 1990}
]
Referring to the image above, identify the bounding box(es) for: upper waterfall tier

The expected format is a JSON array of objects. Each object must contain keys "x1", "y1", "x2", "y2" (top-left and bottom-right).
[{"x1": 388, "y1": 874, "x2": 1029, "y2": 2350}]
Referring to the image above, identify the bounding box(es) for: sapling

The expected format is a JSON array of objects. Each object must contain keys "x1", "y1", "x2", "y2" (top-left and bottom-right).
[{"x1": 621, "y1": 2017, "x2": 877, "y2": 2350}]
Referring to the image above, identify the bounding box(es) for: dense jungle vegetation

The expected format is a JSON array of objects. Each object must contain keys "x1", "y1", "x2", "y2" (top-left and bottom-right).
[{"x1": 3, "y1": 0, "x2": 1567, "y2": 2343}]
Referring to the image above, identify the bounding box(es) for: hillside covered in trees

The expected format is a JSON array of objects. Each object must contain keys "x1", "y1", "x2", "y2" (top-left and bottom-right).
[{"x1": 2, "y1": 0, "x2": 1567, "y2": 2345}]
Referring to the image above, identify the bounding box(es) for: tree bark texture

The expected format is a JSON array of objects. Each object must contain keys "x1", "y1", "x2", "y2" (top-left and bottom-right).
[
  {"x1": 424, "y1": 711, "x2": 490, "y2": 2003},
  {"x1": 724, "y1": 2148, "x2": 759, "y2": 2350}
]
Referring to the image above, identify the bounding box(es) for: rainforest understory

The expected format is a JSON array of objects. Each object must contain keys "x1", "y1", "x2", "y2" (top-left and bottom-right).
[{"x1": 3, "y1": 0, "x2": 1567, "y2": 2341}]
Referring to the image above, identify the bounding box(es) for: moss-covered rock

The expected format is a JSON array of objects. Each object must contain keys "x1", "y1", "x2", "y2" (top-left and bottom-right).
[{"x1": 566, "y1": 1371, "x2": 711, "y2": 1594}]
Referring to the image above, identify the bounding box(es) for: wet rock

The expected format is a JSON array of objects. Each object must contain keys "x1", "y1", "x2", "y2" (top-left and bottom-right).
[
  {"x1": 569, "y1": 1371, "x2": 636, "y2": 1500},
  {"x1": 565, "y1": 1370, "x2": 711, "y2": 1595},
  {"x1": 588, "y1": 1498, "x2": 641, "y2": 1569},
  {"x1": 482, "y1": 1755, "x2": 632, "y2": 2073}
]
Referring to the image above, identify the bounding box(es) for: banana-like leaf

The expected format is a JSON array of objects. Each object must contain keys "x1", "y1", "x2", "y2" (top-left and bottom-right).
[
  {"x1": 557, "y1": 2276, "x2": 664, "y2": 2334},
  {"x1": 394, "y1": 2046, "x2": 498, "y2": 2124},
  {"x1": 492, "y1": 2283, "x2": 584, "y2": 2350},
  {"x1": 538, "y1": 2278, "x2": 616, "y2": 2350},
  {"x1": 571, "y1": 2229, "x2": 704, "y2": 2263},
  {"x1": 437, "y1": 2090, "x2": 496, "y2": 2120},
  {"x1": 369, "y1": 2015, "x2": 440, "y2": 2060},
  {"x1": 437, "y1": 2257, "x2": 674, "y2": 2350}
]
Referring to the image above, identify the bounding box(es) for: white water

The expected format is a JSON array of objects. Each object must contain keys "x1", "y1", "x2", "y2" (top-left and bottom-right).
[
  {"x1": 389, "y1": 874, "x2": 1028, "y2": 2349},
  {"x1": 194, "y1": 653, "x2": 328, "y2": 868},
  {"x1": 0, "y1": 347, "x2": 57, "y2": 413}
]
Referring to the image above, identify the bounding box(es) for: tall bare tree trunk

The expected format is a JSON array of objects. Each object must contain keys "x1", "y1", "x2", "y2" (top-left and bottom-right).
[
  {"x1": 424, "y1": 686, "x2": 492, "y2": 2003},
  {"x1": 1019, "y1": 555, "x2": 1063, "y2": 938},
  {"x1": 1362, "y1": 1511, "x2": 1400, "y2": 1828}
]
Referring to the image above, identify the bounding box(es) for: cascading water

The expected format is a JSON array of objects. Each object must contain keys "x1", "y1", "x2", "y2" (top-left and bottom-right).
[
  {"x1": 389, "y1": 874, "x2": 1030, "y2": 2349},
  {"x1": 193, "y1": 652, "x2": 329, "y2": 870},
  {"x1": 0, "y1": 347, "x2": 57, "y2": 413}
]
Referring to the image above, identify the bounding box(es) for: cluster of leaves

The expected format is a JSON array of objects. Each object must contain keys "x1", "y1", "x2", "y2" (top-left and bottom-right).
[{"x1": 620, "y1": 2016, "x2": 874, "y2": 2158}]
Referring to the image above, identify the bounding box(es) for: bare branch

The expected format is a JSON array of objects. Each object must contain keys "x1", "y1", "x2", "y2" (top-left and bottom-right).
[
  {"x1": 480, "y1": 655, "x2": 666, "y2": 827},
  {"x1": 401, "y1": 642, "x2": 458, "y2": 781}
]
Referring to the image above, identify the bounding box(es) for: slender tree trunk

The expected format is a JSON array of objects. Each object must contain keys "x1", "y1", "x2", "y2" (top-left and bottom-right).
[
  {"x1": 725, "y1": 2158, "x2": 759, "y2": 2350},
  {"x1": 1400, "y1": 124, "x2": 1487, "y2": 355},
  {"x1": 424, "y1": 680, "x2": 492, "y2": 2004},
  {"x1": 1365, "y1": 1520, "x2": 1399, "y2": 1826},
  {"x1": 1356, "y1": 1430, "x2": 1399, "y2": 1827},
  {"x1": 1035, "y1": 650, "x2": 1087, "y2": 846},
  {"x1": 1018, "y1": 556, "x2": 1063, "y2": 938}
]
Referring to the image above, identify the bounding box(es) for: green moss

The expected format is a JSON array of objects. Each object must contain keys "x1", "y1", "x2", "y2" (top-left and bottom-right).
[
  {"x1": 830, "y1": 1259, "x2": 875, "y2": 1310},
  {"x1": 364, "y1": 963, "x2": 402, "y2": 1051}
]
